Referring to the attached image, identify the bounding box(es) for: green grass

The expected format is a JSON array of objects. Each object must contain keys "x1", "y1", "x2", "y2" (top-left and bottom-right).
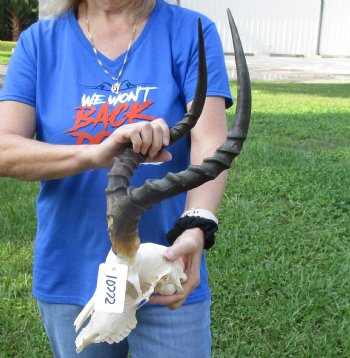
[
  {"x1": 211, "y1": 82, "x2": 350, "y2": 357},
  {"x1": 0, "y1": 41, "x2": 16, "y2": 65},
  {"x1": 0, "y1": 82, "x2": 350, "y2": 357}
]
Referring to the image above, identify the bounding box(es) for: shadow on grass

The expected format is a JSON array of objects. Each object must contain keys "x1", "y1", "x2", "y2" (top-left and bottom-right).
[
  {"x1": 250, "y1": 82, "x2": 350, "y2": 99},
  {"x1": 247, "y1": 111, "x2": 350, "y2": 153}
]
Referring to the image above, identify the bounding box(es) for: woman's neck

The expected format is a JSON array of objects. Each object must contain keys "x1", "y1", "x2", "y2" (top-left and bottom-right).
[
  {"x1": 81, "y1": 1, "x2": 134, "y2": 26},
  {"x1": 77, "y1": 1, "x2": 147, "y2": 61},
  {"x1": 85, "y1": 0, "x2": 132, "y2": 16}
]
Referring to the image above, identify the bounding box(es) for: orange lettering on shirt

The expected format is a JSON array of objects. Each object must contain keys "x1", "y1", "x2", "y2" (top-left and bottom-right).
[
  {"x1": 69, "y1": 130, "x2": 110, "y2": 145},
  {"x1": 66, "y1": 101, "x2": 157, "y2": 144},
  {"x1": 124, "y1": 101, "x2": 155, "y2": 124},
  {"x1": 66, "y1": 106, "x2": 96, "y2": 133}
]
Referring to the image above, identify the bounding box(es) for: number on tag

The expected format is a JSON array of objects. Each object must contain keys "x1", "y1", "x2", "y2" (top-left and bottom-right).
[{"x1": 95, "y1": 263, "x2": 128, "y2": 313}]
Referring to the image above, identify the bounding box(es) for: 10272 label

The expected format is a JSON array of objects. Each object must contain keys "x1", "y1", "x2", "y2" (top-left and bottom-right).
[{"x1": 94, "y1": 263, "x2": 128, "y2": 313}]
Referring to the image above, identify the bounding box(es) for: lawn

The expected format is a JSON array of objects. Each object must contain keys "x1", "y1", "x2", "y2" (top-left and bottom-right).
[
  {"x1": 0, "y1": 41, "x2": 16, "y2": 65},
  {"x1": 0, "y1": 82, "x2": 350, "y2": 357}
]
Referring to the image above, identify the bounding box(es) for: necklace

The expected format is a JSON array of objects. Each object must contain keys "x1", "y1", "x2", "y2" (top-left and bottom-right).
[{"x1": 85, "y1": 4, "x2": 137, "y2": 94}]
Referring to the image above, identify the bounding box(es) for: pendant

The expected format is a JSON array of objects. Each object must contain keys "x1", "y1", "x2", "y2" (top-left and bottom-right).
[{"x1": 111, "y1": 82, "x2": 121, "y2": 94}]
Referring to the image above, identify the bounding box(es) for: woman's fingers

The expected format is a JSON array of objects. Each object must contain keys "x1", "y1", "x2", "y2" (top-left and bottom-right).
[
  {"x1": 149, "y1": 228, "x2": 205, "y2": 310},
  {"x1": 149, "y1": 271, "x2": 200, "y2": 310},
  {"x1": 94, "y1": 118, "x2": 171, "y2": 168},
  {"x1": 119, "y1": 118, "x2": 170, "y2": 158}
]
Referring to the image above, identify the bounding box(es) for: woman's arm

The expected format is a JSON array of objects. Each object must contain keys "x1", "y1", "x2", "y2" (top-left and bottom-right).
[
  {"x1": 185, "y1": 96, "x2": 228, "y2": 213},
  {"x1": 150, "y1": 96, "x2": 228, "y2": 309},
  {"x1": 0, "y1": 101, "x2": 170, "y2": 181}
]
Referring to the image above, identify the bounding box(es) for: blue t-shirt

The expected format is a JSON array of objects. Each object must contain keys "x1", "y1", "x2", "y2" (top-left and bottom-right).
[{"x1": 1, "y1": 0, "x2": 232, "y2": 305}]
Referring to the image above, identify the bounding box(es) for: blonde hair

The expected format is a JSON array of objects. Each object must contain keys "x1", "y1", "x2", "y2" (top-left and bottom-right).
[{"x1": 39, "y1": 0, "x2": 157, "y2": 20}]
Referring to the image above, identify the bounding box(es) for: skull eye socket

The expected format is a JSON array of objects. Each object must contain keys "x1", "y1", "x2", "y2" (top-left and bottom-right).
[{"x1": 162, "y1": 274, "x2": 170, "y2": 282}]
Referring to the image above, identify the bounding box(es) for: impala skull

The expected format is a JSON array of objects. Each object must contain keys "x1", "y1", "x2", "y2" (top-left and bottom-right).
[
  {"x1": 74, "y1": 243, "x2": 186, "y2": 352},
  {"x1": 75, "y1": 9, "x2": 251, "y2": 352}
]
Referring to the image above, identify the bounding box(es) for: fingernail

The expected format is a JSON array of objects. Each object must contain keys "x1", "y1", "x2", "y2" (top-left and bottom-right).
[{"x1": 165, "y1": 249, "x2": 175, "y2": 260}]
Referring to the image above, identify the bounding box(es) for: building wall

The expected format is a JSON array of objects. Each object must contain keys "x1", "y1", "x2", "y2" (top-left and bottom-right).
[
  {"x1": 321, "y1": 0, "x2": 350, "y2": 56},
  {"x1": 181, "y1": 0, "x2": 350, "y2": 56}
]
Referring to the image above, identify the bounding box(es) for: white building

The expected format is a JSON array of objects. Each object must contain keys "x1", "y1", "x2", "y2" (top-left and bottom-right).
[
  {"x1": 38, "y1": 0, "x2": 350, "y2": 57},
  {"x1": 181, "y1": 0, "x2": 350, "y2": 57}
]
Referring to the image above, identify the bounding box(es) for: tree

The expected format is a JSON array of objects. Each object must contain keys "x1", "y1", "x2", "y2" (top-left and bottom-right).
[{"x1": 0, "y1": 0, "x2": 38, "y2": 41}]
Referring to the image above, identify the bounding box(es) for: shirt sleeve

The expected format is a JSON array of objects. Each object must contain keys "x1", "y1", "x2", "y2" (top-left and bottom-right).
[
  {"x1": 183, "y1": 20, "x2": 233, "y2": 109},
  {"x1": 0, "y1": 29, "x2": 37, "y2": 107}
]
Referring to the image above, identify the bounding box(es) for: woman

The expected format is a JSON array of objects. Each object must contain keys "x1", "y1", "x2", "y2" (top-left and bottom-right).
[{"x1": 0, "y1": 0, "x2": 232, "y2": 357}]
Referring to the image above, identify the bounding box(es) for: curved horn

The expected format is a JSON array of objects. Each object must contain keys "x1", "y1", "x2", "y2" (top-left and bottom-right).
[
  {"x1": 106, "y1": 18, "x2": 207, "y2": 260},
  {"x1": 129, "y1": 9, "x2": 251, "y2": 206},
  {"x1": 106, "y1": 11, "x2": 251, "y2": 260},
  {"x1": 169, "y1": 18, "x2": 207, "y2": 144}
]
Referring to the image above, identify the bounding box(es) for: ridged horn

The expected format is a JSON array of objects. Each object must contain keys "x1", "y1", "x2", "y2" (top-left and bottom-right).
[
  {"x1": 106, "y1": 18, "x2": 207, "y2": 260},
  {"x1": 106, "y1": 11, "x2": 251, "y2": 260},
  {"x1": 129, "y1": 9, "x2": 251, "y2": 207}
]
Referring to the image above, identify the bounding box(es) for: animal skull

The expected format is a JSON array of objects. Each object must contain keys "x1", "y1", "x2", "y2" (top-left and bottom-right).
[{"x1": 74, "y1": 243, "x2": 187, "y2": 352}]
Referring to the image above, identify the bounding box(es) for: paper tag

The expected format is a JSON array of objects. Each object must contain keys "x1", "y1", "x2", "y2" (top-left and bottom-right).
[{"x1": 94, "y1": 263, "x2": 128, "y2": 313}]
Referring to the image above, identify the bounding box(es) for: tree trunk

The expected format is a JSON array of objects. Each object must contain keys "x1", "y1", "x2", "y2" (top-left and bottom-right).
[{"x1": 11, "y1": 12, "x2": 21, "y2": 41}]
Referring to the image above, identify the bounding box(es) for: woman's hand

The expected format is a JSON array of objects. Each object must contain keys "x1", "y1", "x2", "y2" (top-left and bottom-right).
[
  {"x1": 149, "y1": 228, "x2": 205, "y2": 310},
  {"x1": 89, "y1": 118, "x2": 172, "y2": 168}
]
